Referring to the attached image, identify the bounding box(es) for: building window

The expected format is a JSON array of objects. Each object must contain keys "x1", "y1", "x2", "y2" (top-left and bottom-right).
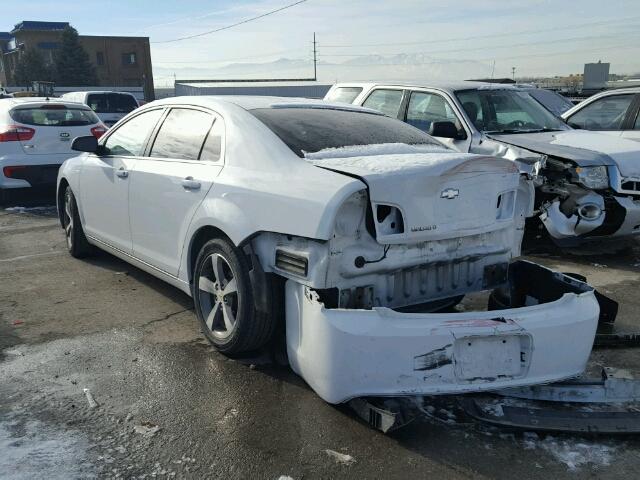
[
  {"x1": 121, "y1": 52, "x2": 137, "y2": 66},
  {"x1": 96, "y1": 52, "x2": 104, "y2": 66}
]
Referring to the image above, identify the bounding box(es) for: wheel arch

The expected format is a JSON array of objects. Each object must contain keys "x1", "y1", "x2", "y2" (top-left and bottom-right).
[{"x1": 187, "y1": 225, "x2": 235, "y2": 286}]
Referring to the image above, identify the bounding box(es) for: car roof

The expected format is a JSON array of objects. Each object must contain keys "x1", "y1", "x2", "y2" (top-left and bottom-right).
[
  {"x1": 1, "y1": 97, "x2": 91, "y2": 109},
  {"x1": 147, "y1": 95, "x2": 384, "y2": 114},
  {"x1": 330, "y1": 80, "x2": 518, "y2": 94},
  {"x1": 63, "y1": 91, "x2": 137, "y2": 96},
  {"x1": 589, "y1": 87, "x2": 640, "y2": 98}
]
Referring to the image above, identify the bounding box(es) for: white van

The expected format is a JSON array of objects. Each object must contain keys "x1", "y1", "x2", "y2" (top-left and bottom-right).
[{"x1": 60, "y1": 91, "x2": 139, "y2": 127}]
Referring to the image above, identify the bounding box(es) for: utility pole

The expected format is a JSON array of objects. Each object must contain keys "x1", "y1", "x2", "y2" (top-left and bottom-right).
[
  {"x1": 512, "y1": 66, "x2": 516, "y2": 81},
  {"x1": 313, "y1": 32, "x2": 317, "y2": 81}
]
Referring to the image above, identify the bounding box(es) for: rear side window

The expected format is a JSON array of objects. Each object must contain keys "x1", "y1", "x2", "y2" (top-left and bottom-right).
[
  {"x1": 150, "y1": 108, "x2": 215, "y2": 160},
  {"x1": 362, "y1": 89, "x2": 404, "y2": 117},
  {"x1": 87, "y1": 93, "x2": 139, "y2": 114},
  {"x1": 325, "y1": 87, "x2": 363, "y2": 104},
  {"x1": 10, "y1": 106, "x2": 100, "y2": 126},
  {"x1": 200, "y1": 119, "x2": 224, "y2": 162},
  {"x1": 250, "y1": 107, "x2": 440, "y2": 157}
]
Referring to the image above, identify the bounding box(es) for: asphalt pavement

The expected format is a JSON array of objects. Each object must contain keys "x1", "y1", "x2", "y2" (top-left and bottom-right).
[{"x1": 2, "y1": 191, "x2": 640, "y2": 479}]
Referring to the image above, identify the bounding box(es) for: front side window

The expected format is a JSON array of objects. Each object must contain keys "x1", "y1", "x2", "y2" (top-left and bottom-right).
[
  {"x1": 567, "y1": 94, "x2": 634, "y2": 130},
  {"x1": 406, "y1": 92, "x2": 460, "y2": 132},
  {"x1": 325, "y1": 87, "x2": 363, "y2": 104},
  {"x1": 150, "y1": 108, "x2": 215, "y2": 161},
  {"x1": 103, "y1": 109, "x2": 163, "y2": 156},
  {"x1": 635, "y1": 109, "x2": 640, "y2": 130},
  {"x1": 456, "y1": 89, "x2": 567, "y2": 133},
  {"x1": 362, "y1": 89, "x2": 404, "y2": 118},
  {"x1": 10, "y1": 106, "x2": 100, "y2": 126},
  {"x1": 250, "y1": 107, "x2": 442, "y2": 157}
]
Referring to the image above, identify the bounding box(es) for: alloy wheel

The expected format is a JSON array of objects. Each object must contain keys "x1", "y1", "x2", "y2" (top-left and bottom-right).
[
  {"x1": 198, "y1": 253, "x2": 239, "y2": 339},
  {"x1": 64, "y1": 190, "x2": 74, "y2": 249}
]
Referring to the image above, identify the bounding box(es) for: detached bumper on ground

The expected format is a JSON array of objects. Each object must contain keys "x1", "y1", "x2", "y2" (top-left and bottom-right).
[{"x1": 286, "y1": 261, "x2": 600, "y2": 404}]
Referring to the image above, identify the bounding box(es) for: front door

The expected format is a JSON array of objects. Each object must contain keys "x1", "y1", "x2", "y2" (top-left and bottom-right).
[
  {"x1": 403, "y1": 90, "x2": 472, "y2": 152},
  {"x1": 129, "y1": 107, "x2": 225, "y2": 276},
  {"x1": 80, "y1": 108, "x2": 164, "y2": 252},
  {"x1": 565, "y1": 93, "x2": 636, "y2": 138}
]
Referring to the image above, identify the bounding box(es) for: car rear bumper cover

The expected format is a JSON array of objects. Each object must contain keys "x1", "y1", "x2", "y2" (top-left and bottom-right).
[{"x1": 286, "y1": 260, "x2": 599, "y2": 404}]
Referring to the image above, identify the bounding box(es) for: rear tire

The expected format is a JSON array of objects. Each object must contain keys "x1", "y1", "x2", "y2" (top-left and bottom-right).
[
  {"x1": 193, "y1": 238, "x2": 277, "y2": 355},
  {"x1": 63, "y1": 186, "x2": 93, "y2": 258}
]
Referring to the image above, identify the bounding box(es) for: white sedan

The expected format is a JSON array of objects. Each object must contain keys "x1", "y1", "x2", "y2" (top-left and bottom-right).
[
  {"x1": 57, "y1": 96, "x2": 602, "y2": 403},
  {"x1": 0, "y1": 97, "x2": 106, "y2": 201},
  {"x1": 563, "y1": 87, "x2": 640, "y2": 142}
]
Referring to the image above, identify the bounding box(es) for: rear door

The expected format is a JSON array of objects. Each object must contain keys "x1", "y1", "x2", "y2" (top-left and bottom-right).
[
  {"x1": 129, "y1": 107, "x2": 224, "y2": 276},
  {"x1": 361, "y1": 88, "x2": 406, "y2": 119},
  {"x1": 80, "y1": 107, "x2": 164, "y2": 253}
]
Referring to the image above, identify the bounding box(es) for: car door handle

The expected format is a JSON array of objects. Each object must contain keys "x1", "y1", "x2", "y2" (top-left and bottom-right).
[
  {"x1": 115, "y1": 168, "x2": 128, "y2": 178},
  {"x1": 182, "y1": 177, "x2": 201, "y2": 190}
]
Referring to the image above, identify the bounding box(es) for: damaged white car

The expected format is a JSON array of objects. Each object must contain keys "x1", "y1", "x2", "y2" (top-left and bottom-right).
[
  {"x1": 329, "y1": 82, "x2": 640, "y2": 246},
  {"x1": 57, "y1": 96, "x2": 605, "y2": 404}
]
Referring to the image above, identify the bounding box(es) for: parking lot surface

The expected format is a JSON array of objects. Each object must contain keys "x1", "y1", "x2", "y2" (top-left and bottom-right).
[{"x1": 2, "y1": 194, "x2": 640, "y2": 479}]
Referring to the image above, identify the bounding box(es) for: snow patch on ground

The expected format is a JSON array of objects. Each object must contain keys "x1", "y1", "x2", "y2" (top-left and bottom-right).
[
  {"x1": 0, "y1": 409, "x2": 96, "y2": 479},
  {"x1": 5, "y1": 205, "x2": 58, "y2": 216},
  {"x1": 536, "y1": 436, "x2": 615, "y2": 471},
  {"x1": 304, "y1": 143, "x2": 450, "y2": 160}
]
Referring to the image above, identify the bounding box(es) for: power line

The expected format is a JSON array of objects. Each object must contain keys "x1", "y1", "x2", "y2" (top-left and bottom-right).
[
  {"x1": 319, "y1": 33, "x2": 640, "y2": 58},
  {"x1": 154, "y1": 47, "x2": 308, "y2": 64},
  {"x1": 151, "y1": 0, "x2": 309, "y2": 44},
  {"x1": 319, "y1": 16, "x2": 640, "y2": 48}
]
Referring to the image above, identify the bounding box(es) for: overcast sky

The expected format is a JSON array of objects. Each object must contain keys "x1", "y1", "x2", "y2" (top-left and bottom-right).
[{"x1": 4, "y1": 0, "x2": 640, "y2": 86}]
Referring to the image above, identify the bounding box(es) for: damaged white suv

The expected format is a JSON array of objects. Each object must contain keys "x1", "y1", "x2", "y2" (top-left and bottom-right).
[
  {"x1": 58, "y1": 96, "x2": 603, "y2": 403},
  {"x1": 328, "y1": 82, "x2": 640, "y2": 246}
]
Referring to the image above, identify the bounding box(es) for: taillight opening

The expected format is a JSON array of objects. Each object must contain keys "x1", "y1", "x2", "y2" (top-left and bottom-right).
[
  {"x1": 91, "y1": 125, "x2": 107, "y2": 139},
  {"x1": 3, "y1": 165, "x2": 27, "y2": 178},
  {"x1": 0, "y1": 125, "x2": 36, "y2": 142}
]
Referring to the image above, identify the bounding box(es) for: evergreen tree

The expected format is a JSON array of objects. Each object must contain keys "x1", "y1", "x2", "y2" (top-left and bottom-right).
[
  {"x1": 13, "y1": 48, "x2": 53, "y2": 85},
  {"x1": 53, "y1": 26, "x2": 98, "y2": 86}
]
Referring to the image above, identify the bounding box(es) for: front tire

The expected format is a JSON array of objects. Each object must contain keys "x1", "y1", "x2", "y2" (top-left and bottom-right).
[
  {"x1": 193, "y1": 238, "x2": 276, "y2": 355},
  {"x1": 63, "y1": 187, "x2": 93, "y2": 258}
]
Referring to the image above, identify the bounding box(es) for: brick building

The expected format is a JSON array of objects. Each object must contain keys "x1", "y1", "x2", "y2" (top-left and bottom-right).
[{"x1": 0, "y1": 21, "x2": 154, "y2": 100}]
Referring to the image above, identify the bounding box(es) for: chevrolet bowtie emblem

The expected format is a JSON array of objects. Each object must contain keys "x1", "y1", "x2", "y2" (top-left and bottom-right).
[{"x1": 440, "y1": 188, "x2": 459, "y2": 199}]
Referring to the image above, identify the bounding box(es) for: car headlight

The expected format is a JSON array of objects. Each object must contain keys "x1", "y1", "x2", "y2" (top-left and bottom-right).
[{"x1": 575, "y1": 166, "x2": 609, "y2": 189}]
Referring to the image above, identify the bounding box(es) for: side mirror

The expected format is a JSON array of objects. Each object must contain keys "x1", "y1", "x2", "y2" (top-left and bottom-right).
[
  {"x1": 71, "y1": 135, "x2": 99, "y2": 153},
  {"x1": 429, "y1": 121, "x2": 466, "y2": 140}
]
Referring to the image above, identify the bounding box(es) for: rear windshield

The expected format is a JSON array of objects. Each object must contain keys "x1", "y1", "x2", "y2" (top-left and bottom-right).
[
  {"x1": 87, "y1": 93, "x2": 138, "y2": 113},
  {"x1": 10, "y1": 106, "x2": 100, "y2": 126},
  {"x1": 325, "y1": 87, "x2": 363, "y2": 104},
  {"x1": 250, "y1": 107, "x2": 440, "y2": 157}
]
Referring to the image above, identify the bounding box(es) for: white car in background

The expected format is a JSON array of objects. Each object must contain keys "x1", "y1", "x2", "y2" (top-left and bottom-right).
[
  {"x1": 328, "y1": 82, "x2": 640, "y2": 246},
  {"x1": 562, "y1": 87, "x2": 640, "y2": 142},
  {"x1": 57, "y1": 96, "x2": 604, "y2": 404},
  {"x1": 0, "y1": 97, "x2": 106, "y2": 202},
  {"x1": 61, "y1": 91, "x2": 140, "y2": 127}
]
